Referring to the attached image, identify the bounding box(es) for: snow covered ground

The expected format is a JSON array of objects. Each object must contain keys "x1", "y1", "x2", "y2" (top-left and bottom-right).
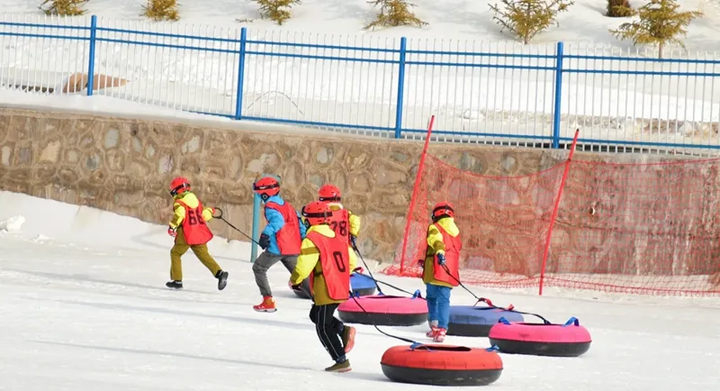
[
  {"x1": 0, "y1": 0, "x2": 716, "y2": 46},
  {"x1": 1, "y1": 0, "x2": 720, "y2": 151},
  {"x1": 1, "y1": 190, "x2": 719, "y2": 390}
]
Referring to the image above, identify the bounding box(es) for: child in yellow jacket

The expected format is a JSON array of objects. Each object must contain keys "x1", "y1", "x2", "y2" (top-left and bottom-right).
[
  {"x1": 422, "y1": 202, "x2": 462, "y2": 343},
  {"x1": 290, "y1": 201, "x2": 358, "y2": 373},
  {"x1": 166, "y1": 177, "x2": 228, "y2": 291}
]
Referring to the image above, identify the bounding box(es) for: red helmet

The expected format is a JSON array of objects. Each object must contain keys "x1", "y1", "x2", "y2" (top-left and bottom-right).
[
  {"x1": 432, "y1": 202, "x2": 454, "y2": 222},
  {"x1": 318, "y1": 184, "x2": 341, "y2": 202},
  {"x1": 302, "y1": 201, "x2": 333, "y2": 226},
  {"x1": 253, "y1": 176, "x2": 280, "y2": 200},
  {"x1": 169, "y1": 177, "x2": 191, "y2": 196}
]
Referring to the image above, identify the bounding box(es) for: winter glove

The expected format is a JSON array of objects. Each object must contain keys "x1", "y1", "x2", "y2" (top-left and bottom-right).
[
  {"x1": 289, "y1": 280, "x2": 301, "y2": 291},
  {"x1": 167, "y1": 225, "x2": 177, "y2": 238},
  {"x1": 350, "y1": 235, "x2": 358, "y2": 249},
  {"x1": 259, "y1": 233, "x2": 270, "y2": 250},
  {"x1": 436, "y1": 252, "x2": 446, "y2": 266}
]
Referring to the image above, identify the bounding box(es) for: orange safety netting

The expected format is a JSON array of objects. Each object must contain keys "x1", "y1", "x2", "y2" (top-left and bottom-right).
[
  {"x1": 384, "y1": 153, "x2": 566, "y2": 289},
  {"x1": 545, "y1": 158, "x2": 720, "y2": 295},
  {"x1": 384, "y1": 136, "x2": 720, "y2": 296}
]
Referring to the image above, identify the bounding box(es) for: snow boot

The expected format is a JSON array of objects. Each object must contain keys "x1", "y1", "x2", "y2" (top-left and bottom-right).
[
  {"x1": 215, "y1": 270, "x2": 229, "y2": 291},
  {"x1": 325, "y1": 359, "x2": 351, "y2": 373},
  {"x1": 166, "y1": 280, "x2": 183, "y2": 289},
  {"x1": 433, "y1": 328, "x2": 447, "y2": 343},
  {"x1": 253, "y1": 296, "x2": 277, "y2": 313},
  {"x1": 426, "y1": 320, "x2": 439, "y2": 338}
]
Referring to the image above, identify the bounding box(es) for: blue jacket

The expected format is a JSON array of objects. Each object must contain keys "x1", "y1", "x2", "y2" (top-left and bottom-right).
[{"x1": 261, "y1": 195, "x2": 307, "y2": 255}]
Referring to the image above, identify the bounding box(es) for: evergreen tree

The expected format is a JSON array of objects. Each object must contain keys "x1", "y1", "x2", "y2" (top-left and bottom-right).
[
  {"x1": 489, "y1": 0, "x2": 574, "y2": 44},
  {"x1": 39, "y1": 0, "x2": 88, "y2": 16},
  {"x1": 607, "y1": 0, "x2": 636, "y2": 17},
  {"x1": 142, "y1": 0, "x2": 180, "y2": 21},
  {"x1": 610, "y1": 0, "x2": 703, "y2": 58},
  {"x1": 254, "y1": 0, "x2": 301, "y2": 26},
  {"x1": 364, "y1": 0, "x2": 427, "y2": 31}
]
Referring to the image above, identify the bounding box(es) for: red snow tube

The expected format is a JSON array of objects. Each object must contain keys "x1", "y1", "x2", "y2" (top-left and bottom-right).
[
  {"x1": 338, "y1": 294, "x2": 428, "y2": 326},
  {"x1": 488, "y1": 317, "x2": 592, "y2": 357},
  {"x1": 381, "y1": 344, "x2": 503, "y2": 386}
]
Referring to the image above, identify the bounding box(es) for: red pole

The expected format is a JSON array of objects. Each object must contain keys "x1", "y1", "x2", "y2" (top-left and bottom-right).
[
  {"x1": 538, "y1": 129, "x2": 580, "y2": 295},
  {"x1": 399, "y1": 115, "x2": 436, "y2": 274}
]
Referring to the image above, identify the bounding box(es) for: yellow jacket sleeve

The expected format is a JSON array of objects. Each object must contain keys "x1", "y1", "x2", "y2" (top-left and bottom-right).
[
  {"x1": 169, "y1": 202, "x2": 186, "y2": 229},
  {"x1": 290, "y1": 238, "x2": 319, "y2": 285},
  {"x1": 348, "y1": 245, "x2": 358, "y2": 272},
  {"x1": 348, "y1": 211, "x2": 361, "y2": 237},
  {"x1": 427, "y1": 224, "x2": 445, "y2": 255},
  {"x1": 201, "y1": 207, "x2": 214, "y2": 222}
]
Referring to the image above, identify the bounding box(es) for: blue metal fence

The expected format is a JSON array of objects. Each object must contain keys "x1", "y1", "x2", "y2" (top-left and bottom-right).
[{"x1": 1, "y1": 15, "x2": 720, "y2": 154}]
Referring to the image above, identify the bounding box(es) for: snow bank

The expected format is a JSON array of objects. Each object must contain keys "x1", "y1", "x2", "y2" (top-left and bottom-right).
[
  {"x1": 0, "y1": 191, "x2": 253, "y2": 261},
  {"x1": 0, "y1": 215, "x2": 24, "y2": 232}
]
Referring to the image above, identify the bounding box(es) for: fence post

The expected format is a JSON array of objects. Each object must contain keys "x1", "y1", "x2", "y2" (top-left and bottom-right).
[
  {"x1": 86, "y1": 15, "x2": 98, "y2": 97},
  {"x1": 551, "y1": 41, "x2": 564, "y2": 149},
  {"x1": 235, "y1": 27, "x2": 248, "y2": 120},
  {"x1": 539, "y1": 129, "x2": 579, "y2": 296},
  {"x1": 398, "y1": 115, "x2": 435, "y2": 275},
  {"x1": 250, "y1": 192, "x2": 261, "y2": 263},
  {"x1": 394, "y1": 37, "x2": 408, "y2": 139}
]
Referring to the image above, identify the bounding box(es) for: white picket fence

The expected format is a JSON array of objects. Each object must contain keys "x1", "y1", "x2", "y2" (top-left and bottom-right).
[{"x1": 1, "y1": 14, "x2": 720, "y2": 154}]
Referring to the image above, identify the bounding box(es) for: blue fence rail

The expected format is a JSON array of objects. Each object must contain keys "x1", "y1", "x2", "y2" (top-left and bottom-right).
[{"x1": 1, "y1": 15, "x2": 720, "y2": 154}]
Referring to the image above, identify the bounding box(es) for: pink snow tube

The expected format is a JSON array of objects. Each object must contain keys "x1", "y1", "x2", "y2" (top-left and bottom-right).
[
  {"x1": 338, "y1": 294, "x2": 428, "y2": 326},
  {"x1": 488, "y1": 317, "x2": 592, "y2": 357}
]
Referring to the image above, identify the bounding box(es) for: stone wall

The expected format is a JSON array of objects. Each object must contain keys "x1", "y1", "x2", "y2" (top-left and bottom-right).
[
  {"x1": 0, "y1": 108, "x2": 568, "y2": 260},
  {"x1": 1, "y1": 107, "x2": 718, "y2": 289}
]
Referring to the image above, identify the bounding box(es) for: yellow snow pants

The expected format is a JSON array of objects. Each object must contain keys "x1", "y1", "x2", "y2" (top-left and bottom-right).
[{"x1": 170, "y1": 227, "x2": 222, "y2": 281}]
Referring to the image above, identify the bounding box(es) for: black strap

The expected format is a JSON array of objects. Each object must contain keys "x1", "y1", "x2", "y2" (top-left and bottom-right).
[
  {"x1": 441, "y1": 264, "x2": 552, "y2": 324},
  {"x1": 351, "y1": 243, "x2": 384, "y2": 295},
  {"x1": 253, "y1": 182, "x2": 279, "y2": 191},
  {"x1": 218, "y1": 216, "x2": 262, "y2": 247},
  {"x1": 348, "y1": 293, "x2": 421, "y2": 346}
]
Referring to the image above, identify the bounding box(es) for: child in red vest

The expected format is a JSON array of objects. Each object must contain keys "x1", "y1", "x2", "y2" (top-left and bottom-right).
[
  {"x1": 166, "y1": 177, "x2": 228, "y2": 290},
  {"x1": 317, "y1": 184, "x2": 361, "y2": 248},
  {"x1": 422, "y1": 202, "x2": 462, "y2": 342},
  {"x1": 252, "y1": 176, "x2": 307, "y2": 312},
  {"x1": 290, "y1": 201, "x2": 357, "y2": 373}
]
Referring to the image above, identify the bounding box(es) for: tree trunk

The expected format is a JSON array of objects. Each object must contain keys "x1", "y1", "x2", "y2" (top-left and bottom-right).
[{"x1": 658, "y1": 42, "x2": 664, "y2": 59}]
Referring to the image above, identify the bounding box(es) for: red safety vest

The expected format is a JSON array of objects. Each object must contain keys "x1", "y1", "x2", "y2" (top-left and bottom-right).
[
  {"x1": 327, "y1": 208, "x2": 351, "y2": 245},
  {"x1": 432, "y1": 223, "x2": 462, "y2": 287},
  {"x1": 307, "y1": 230, "x2": 350, "y2": 301},
  {"x1": 265, "y1": 201, "x2": 302, "y2": 255},
  {"x1": 176, "y1": 200, "x2": 214, "y2": 245}
]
